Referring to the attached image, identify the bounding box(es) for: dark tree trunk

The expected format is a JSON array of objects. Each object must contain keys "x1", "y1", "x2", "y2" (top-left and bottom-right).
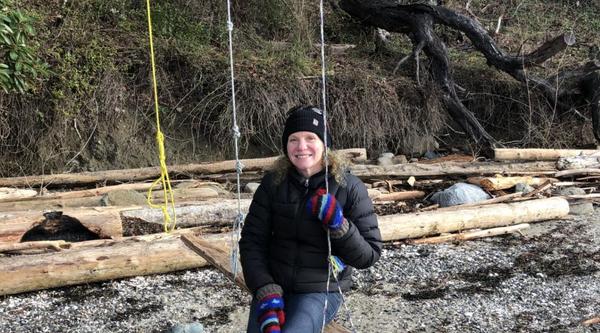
[{"x1": 337, "y1": 0, "x2": 600, "y2": 147}]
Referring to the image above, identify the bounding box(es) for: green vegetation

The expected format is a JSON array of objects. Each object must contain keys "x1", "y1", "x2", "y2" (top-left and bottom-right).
[
  {"x1": 0, "y1": 0, "x2": 47, "y2": 93},
  {"x1": 0, "y1": 0, "x2": 598, "y2": 176}
]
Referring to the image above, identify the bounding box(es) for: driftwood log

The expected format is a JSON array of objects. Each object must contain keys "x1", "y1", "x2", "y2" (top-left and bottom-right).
[
  {"x1": 557, "y1": 155, "x2": 600, "y2": 170},
  {"x1": 350, "y1": 161, "x2": 557, "y2": 178},
  {"x1": 0, "y1": 199, "x2": 252, "y2": 245},
  {"x1": 0, "y1": 148, "x2": 367, "y2": 188},
  {"x1": 372, "y1": 190, "x2": 425, "y2": 202},
  {"x1": 378, "y1": 197, "x2": 568, "y2": 241},
  {"x1": 0, "y1": 197, "x2": 569, "y2": 296},
  {"x1": 467, "y1": 175, "x2": 557, "y2": 191},
  {"x1": 0, "y1": 187, "x2": 37, "y2": 200},
  {"x1": 0, "y1": 228, "x2": 213, "y2": 296},
  {"x1": 495, "y1": 148, "x2": 600, "y2": 161},
  {"x1": 0, "y1": 186, "x2": 222, "y2": 211}
]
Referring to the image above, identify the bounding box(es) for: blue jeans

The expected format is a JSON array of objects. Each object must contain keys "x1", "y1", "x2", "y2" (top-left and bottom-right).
[{"x1": 246, "y1": 292, "x2": 342, "y2": 333}]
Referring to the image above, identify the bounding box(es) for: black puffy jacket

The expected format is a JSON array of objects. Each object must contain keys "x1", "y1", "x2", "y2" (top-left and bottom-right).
[{"x1": 239, "y1": 163, "x2": 382, "y2": 294}]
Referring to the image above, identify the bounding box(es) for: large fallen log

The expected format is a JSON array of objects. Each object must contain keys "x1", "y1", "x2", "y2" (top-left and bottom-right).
[
  {"x1": 0, "y1": 148, "x2": 367, "y2": 188},
  {"x1": 0, "y1": 186, "x2": 222, "y2": 211},
  {"x1": 0, "y1": 198, "x2": 569, "y2": 296},
  {"x1": 495, "y1": 148, "x2": 600, "y2": 161},
  {"x1": 0, "y1": 199, "x2": 252, "y2": 245},
  {"x1": 121, "y1": 199, "x2": 252, "y2": 228},
  {"x1": 0, "y1": 227, "x2": 214, "y2": 296},
  {"x1": 0, "y1": 180, "x2": 221, "y2": 203},
  {"x1": 350, "y1": 161, "x2": 557, "y2": 178},
  {"x1": 378, "y1": 197, "x2": 569, "y2": 241}
]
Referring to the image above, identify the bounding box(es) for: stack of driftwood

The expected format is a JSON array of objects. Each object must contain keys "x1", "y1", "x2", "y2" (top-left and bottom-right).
[{"x1": 0, "y1": 148, "x2": 598, "y2": 304}]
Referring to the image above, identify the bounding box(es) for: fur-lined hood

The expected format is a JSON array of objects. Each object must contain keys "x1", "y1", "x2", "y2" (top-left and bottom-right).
[{"x1": 270, "y1": 149, "x2": 349, "y2": 186}]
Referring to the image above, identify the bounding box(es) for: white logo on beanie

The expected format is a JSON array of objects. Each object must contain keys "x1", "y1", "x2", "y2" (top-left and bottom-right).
[{"x1": 313, "y1": 118, "x2": 319, "y2": 126}]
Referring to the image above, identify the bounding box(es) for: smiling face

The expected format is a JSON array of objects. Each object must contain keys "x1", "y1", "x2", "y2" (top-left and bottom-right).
[{"x1": 286, "y1": 131, "x2": 325, "y2": 178}]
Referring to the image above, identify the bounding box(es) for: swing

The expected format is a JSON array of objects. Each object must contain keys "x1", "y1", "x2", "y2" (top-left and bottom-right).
[{"x1": 222, "y1": 1, "x2": 357, "y2": 332}]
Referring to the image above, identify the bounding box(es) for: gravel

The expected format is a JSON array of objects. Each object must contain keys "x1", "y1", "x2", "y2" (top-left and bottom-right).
[{"x1": 1, "y1": 208, "x2": 599, "y2": 333}]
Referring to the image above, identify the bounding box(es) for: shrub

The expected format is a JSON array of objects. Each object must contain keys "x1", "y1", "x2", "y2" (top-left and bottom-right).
[{"x1": 0, "y1": 0, "x2": 47, "y2": 93}]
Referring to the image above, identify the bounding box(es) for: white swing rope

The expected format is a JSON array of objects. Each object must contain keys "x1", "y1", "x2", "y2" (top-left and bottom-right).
[
  {"x1": 318, "y1": 0, "x2": 356, "y2": 332},
  {"x1": 225, "y1": 0, "x2": 356, "y2": 330},
  {"x1": 225, "y1": 0, "x2": 244, "y2": 278}
]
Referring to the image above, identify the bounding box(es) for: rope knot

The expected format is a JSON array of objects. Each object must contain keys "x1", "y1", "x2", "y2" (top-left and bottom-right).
[
  {"x1": 234, "y1": 212, "x2": 245, "y2": 228},
  {"x1": 232, "y1": 125, "x2": 241, "y2": 138},
  {"x1": 235, "y1": 160, "x2": 245, "y2": 174}
]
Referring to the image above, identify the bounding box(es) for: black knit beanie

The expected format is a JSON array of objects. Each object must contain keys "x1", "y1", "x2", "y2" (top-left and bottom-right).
[{"x1": 281, "y1": 105, "x2": 332, "y2": 155}]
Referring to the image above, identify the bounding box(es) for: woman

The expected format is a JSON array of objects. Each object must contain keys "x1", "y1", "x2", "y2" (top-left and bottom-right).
[{"x1": 239, "y1": 105, "x2": 382, "y2": 333}]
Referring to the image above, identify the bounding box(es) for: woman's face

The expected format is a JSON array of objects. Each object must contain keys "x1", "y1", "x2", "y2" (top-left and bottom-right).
[{"x1": 287, "y1": 131, "x2": 325, "y2": 178}]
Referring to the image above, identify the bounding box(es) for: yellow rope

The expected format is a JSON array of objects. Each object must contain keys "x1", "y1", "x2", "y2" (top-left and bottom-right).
[{"x1": 145, "y1": 0, "x2": 176, "y2": 233}]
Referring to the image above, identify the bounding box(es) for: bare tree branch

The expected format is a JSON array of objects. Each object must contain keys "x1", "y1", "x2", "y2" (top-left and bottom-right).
[{"x1": 337, "y1": 0, "x2": 600, "y2": 146}]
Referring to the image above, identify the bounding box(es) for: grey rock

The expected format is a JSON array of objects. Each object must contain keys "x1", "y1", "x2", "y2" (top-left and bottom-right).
[
  {"x1": 558, "y1": 187, "x2": 594, "y2": 215},
  {"x1": 423, "y1": 150, "x2": 442, "y2": 160},
  {"x1": 244, "y1": 182, "x2": 260, "y2": 194},
  {"x1": 393, "y1": 155, "x2": 408, "y2": 164},
  {"x1": 558, "y1": 187, "x2": 586, "y2": 196},
  {"x1": 568, "y1": 202, "x2": 595, "y2": 215},
  {"x1": 429, "y1": 183, "x2": 491, "y2": 207},
  {"x1": 377, "y1": 152, "x2": 395, "y2": 166},
  {"x1": 514, "y1": 182, "x2": 535, "y2": 194}
]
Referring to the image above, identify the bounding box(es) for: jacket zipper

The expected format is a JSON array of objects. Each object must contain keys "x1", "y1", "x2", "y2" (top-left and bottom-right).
[{"x1": 292, "y1": 178, "x2": 310, "y2": 292}]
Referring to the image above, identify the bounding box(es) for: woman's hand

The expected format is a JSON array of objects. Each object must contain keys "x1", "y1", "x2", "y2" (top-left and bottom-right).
[
  {"x1": 307, "y1": 189, "x2": 345, "y2": 231},
  {"x1": 256, "y1": 284, "x2": 285, "y2": 333}
]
